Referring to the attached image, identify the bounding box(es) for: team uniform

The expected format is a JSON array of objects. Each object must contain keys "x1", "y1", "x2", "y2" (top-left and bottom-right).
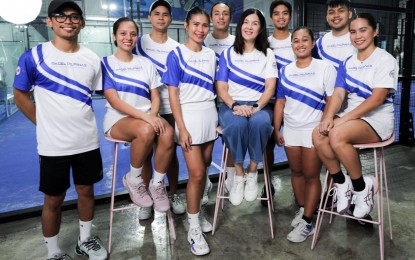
[
  {"x1": 268, "y1": 34, "x2": 296, "y2": 70},
  {"x1": 161, "y1": 45, "x2": 218, "y2": 145},
  {"x1": 132, "y1": 34, "x2": 180, "y2": 116},
  {"x1": 315, "y1": 32, "x2": 356, "y2": 70},
  {"x1": 203, "y1": 33, "x2": 235, "y2": 62},
  {"x1": 277, "y1": 58, "x2": 337, "y2": 147},
  {"x1": 336, "y1": 47, "x2": 398, "y2": 140},
  {"x1": 216, "y1": 47, "x2": 277, "y2": 163},
  {"x1": 13, "y1": 41, "x2": 103, "y2": 194},
  {"x1": 101, "y1": 54, "x2": 160, "y2": 134}
]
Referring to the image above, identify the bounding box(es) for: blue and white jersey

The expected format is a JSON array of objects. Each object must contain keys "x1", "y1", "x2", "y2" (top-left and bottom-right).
[
  {"x1": 315, "y1": 32, "x2": 356, "y2": 70},
  {"x1": 277, "y1": 58, "x2": 337, "y2": 130},
  {"x1": 216, "y1": 47, "x2": 278, "y2": 101},
  {"x1": 161, "y1": 45, "x2": 216, "y2": 105},
  {"x1": 132, "y1": 34, "x2": 180, "y2": 115},
  {"x1": 268, "y1": 34, "x2": 296, "y2": 70},
  {"x1": 13, "y1": 42, "x2": 102, "y2": 156},
  {"x1": 203, "y1": 33, "x2": 235, "y2": 63},
  {"x1": 336, "y1": 47, "x2": 398, "y2": 120},
  {"x1": 101, "y1": 54, "x2": 161, "y2": 132}
]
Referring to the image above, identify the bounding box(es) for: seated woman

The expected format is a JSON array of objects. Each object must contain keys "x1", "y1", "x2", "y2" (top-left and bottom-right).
[
  {"x1": 312, "y1": 13, "x2": 398, "y2": 219},
  {"x1": 216, "y1": 8, "x2": 277, "y2": 206},
  {"x1": 274, "y1": 26, "x2": 337, "y2": 243},
  {"x1": 102, "y1": 17, "x2": 174, "y2": 212}
]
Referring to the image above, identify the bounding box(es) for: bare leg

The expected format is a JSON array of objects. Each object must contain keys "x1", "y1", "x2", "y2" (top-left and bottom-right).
[
  {"x1": 42, "y1": 192, "x2": 66, "y2": 237},
  {"x1": 285, "y1": 146, "x2": 305, "y2": 207},
  {"x1": 301, "y1": 147, "x2": 322, "y2": 218}
]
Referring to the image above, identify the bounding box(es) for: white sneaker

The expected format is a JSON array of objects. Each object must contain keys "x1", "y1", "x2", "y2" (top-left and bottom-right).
[
  {"x1": 187, "y1": 226, "x2": 210, "y2": 256},
  {"x1": 229, "y1": 176, "x2": 245, "y2": 206},
  {"x1": 334, "y1": 175, "x2": 353, "y2": 214},
  {"x1": 139, "y1": 206, "x2": 153, "y2": 220},
  {"x1": 244, "y1": 172, "x2": 258, "y2": 202},
  {"x1": 201, "y1": 177, "x2": 212, "y2": 206},
  {"x1": 169, "y1": 194, "x2": 186, "y2": 215},
  {"x1": 291, "y1": 207, "x2": 304, "y2": 228},
  {"x1": 352, "y1": 176, "x2": 378, "y2": 218},
  {"x1": 75, "y1": 236, "x2": 107, "y2": 260},
  {"x1": 199, "y1": 206, "x2": 213, "y2": 233},
  {"x1": 286, "y1": 219, "x2": 314, "y2": 243}
]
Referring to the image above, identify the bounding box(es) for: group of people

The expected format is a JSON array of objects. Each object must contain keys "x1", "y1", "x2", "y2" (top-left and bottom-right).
[{"x1": 12, "y1": 0, "x2": 398, "y2": 259}]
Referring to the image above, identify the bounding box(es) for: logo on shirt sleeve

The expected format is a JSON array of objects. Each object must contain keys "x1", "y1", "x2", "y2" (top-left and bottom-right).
[
  {"x1": 389, "y1": 70, "x2": 395, "y2": 78},
  {"x1": 15, "y1": 66, "x2": 21, "y2": 76}
]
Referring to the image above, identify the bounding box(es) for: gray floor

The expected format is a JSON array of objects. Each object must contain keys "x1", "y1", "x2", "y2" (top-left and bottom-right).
[{"x1": 0, "y1": 144, "x2": 414, "y2": 260}]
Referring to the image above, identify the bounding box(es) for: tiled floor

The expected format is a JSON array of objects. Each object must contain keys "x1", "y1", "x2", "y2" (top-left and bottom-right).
[{"x1": 0, "y1": 144, "x2": 414, "y2": 260}]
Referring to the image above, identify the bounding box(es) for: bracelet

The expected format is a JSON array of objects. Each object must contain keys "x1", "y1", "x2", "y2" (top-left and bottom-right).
[{"x1": 231, "y1": 102, "x2": 240, "y2": 110}]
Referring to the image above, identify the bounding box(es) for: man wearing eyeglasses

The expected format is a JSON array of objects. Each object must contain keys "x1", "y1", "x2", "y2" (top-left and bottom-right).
[{"x1": 13, "y1": 0, "x2": 107, "y2": 259}]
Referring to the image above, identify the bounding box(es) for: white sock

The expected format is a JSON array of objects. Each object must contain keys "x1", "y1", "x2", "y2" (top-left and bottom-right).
[
  {"x1": 152, "y1": 170, "x2": 166, "y2": 186},
  {"x1": 44, "y1": 234, "x2": 61, "y2": 258},
  {"x1": 187, "y1": 212, "x2": 200, "y2": 228},
  {"x1": 226, "y1": 167, "x2": 236, "y2": 184},
  {"x1": 79, "y1": 219, "x2": 92, "y2": 243},
  {"x1": 128, "y1": 165, "x2": 143, "y2": 184}
]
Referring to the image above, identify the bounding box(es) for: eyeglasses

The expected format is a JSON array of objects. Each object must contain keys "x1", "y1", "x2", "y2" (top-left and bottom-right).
[{"x1": 52, "y1": 13, "x2": 82, "y2": 24}]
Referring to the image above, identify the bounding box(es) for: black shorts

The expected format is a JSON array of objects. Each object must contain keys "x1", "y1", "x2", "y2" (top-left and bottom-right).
[
  {"x1": 161, "y1": 113, "x2": 175, "y2": 129},
  {"x1": 39, "y1": 148, "x2": 103, "y2": 196}
]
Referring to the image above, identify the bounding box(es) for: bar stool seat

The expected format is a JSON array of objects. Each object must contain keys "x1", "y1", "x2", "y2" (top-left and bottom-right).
[
  {"x1": 212, "y1": 126, "x2": 275, "y2": 238},
  {"x1": 311, "y1": 133, "x2": 395, "y2": 260},
  {"x1": 104, "y1": 136, "x2": 176, "y2": 253}
]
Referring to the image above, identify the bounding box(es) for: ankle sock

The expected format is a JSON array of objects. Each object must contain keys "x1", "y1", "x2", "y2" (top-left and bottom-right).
[
  {"x1": 226, "y1": 167, "x2": 235, "y2": 184},
  {"x1": 128, "y1": 165, "x2": 143, "y2": 184},
  {"x1": 302, "y1": 215, "x2": 312, "y2": 224},
  {"x1": 188, "y1": 212, "x2": 200, "y2": 228},
  {"x1": 153, "y1": 170, "x2": 165, "y2": 186},
  {"x1": 331, "y1": 171, "x2": 345, "y2": 184},
  {"x1": 44, "y1": 234, "x2": 61, "y2": 257},
  {"x1": 79, "y1": 219, "x2": 92, "y2": 242},
  {"x1": 351, "y1": 175, "x2": 365, "y2": 192}
]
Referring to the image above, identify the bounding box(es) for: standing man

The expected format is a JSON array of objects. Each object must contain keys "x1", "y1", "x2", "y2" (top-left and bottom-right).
[
  {"x1": 132, "y1": 0, "x2": 185, "y2": 218},
  {"x1": 203, "y1": 2, "x2": 235, "y2": 198},
  {"x1": 261, "y1": 0, "x2": 296, "y2": 207},
  {"x1": 13, "y1": 0, "x2": 107, "y2": 260},
  {"x1": 314, "y1": 0, "x2": 355, "y2": 70}
]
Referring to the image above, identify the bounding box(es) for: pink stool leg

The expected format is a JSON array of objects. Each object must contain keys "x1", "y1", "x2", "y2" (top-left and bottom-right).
[{"x1": 108, "y1": 141, "x2": 119, "y2": 253}]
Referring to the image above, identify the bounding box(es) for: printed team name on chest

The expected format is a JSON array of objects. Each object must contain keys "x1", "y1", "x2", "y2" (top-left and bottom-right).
[
  {"x1": 145, "y1": 47, "x2": 170, "y2": 54},
  {"x1": 234, "y1": 58, "x2": 260, "y2": 63},
  {"x1": 51, "y1": 61, "x2": 87, "y2": 68},
  {"x1": 289, "y1": 72, "x2": 316, "y2": 77},
  {"x1": 326, "y1": 43, "x2": 353, "y2": 48},
  {"x1": 188, "y1": 58, "x2": 210, "y2": 63},
  {"x1": 115, "y1": 66, "x2": 143, "y2": 72},
  {"x1": 348, "y1": 64, "x2": 373, "y2": 71}
]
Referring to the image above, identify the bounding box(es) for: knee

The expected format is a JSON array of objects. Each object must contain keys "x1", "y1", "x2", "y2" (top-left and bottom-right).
[
  {"x1": 76, "y1": 185, "x2": 94, "y2": 198},
  {"x1": 44, "y1": 193, "x2": 66, "y2": 210},
  {"x1": 189, "y1": 169, "x2": 205, "y2": 183},
  {"x1": 135, "y1": 125, "x2": 156, "y2": 144},
  {"x1": 290, "y1": 168, "x2": 303, "y2": 178},
  {"x1": 328, "y1": 128, "x2": 345, "y2": 150},
  {"x1": 312, "y1": 127, "x2": 325, "y2": 149}
]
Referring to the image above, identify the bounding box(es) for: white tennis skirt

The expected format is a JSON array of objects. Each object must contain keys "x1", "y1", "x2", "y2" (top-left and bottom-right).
[
  {"x1": 176, "y1": 101, "x2": 218, "y2": 145},
  {"x1": 283, "y1": 126, "x2": 314, "y2": 148}
]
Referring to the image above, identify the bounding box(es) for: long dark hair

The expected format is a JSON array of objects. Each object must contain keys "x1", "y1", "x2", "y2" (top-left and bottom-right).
[{"x1": 233, "y1": 8, "x2": 269, "y2": 55}]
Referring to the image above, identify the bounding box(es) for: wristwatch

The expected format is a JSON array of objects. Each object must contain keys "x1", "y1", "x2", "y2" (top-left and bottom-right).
[
  {"x1": 253, "y1": 103, "x2": 260, "y2": 112},
  {"x1": 231, "y1": 102, "x2": 240, "y2": 110}
]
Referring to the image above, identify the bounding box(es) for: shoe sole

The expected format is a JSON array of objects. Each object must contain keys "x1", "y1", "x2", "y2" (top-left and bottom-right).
[
  {"x1": 187, "y1": 237, "x2": 210, "y2": 256},
  {"x1": 122, "y1": 177, "x2": 153, "y2": 207}
]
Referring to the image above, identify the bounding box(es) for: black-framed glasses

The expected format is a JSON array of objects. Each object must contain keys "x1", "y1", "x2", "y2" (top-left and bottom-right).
[{"x1": 52, "y1": 13, "x2": 82, "y2": 24}]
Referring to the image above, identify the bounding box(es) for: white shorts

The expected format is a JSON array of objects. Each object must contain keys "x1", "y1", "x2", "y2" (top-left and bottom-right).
[
  {"x1": 361, "y1": 116, "x2": 394, "y2": 141},
  {"x1": 283, "y1": 126, "x2": 314, "y2": 148},
  {"x1": 177, "y1": 101, "x2": 218, "y2": 145}
]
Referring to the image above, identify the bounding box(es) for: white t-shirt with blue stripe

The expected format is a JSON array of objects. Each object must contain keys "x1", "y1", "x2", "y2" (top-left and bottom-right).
[
  {"x1": 277, "y1": 58, "x2": 337, "y2": 130},
  {"x1": 315, "y1": 32, "x2": 356, "y2": 70},
  {"x1": 216, "y1": 47, "x2": 278, "y2": 101},
  {"x1": 203, "y1": 33, "x2": 235, "y2": 63},
  {"x1": 132, "y1": 34, "x2": 180, "y2": 115},
  {"x1": 161, "y1": 45, "x2": 216, "y2": 105},
  {"x1": 13, "y1": 42, "x2": 102, "y2": 156},
  {"x1": 101, "y1": 54, "x2": 160, "y2": 132},
  {"x1": 268, "y1": 34, "x2": 296, "y2": 70}
]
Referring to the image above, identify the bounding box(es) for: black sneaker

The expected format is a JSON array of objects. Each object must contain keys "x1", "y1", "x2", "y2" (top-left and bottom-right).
[
  {"x1": 260, "y1": 184, "x2": 275, "y2": 207},
  {"x1": 347, "y1": 204, "x2": 374, "y2": 228}
]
